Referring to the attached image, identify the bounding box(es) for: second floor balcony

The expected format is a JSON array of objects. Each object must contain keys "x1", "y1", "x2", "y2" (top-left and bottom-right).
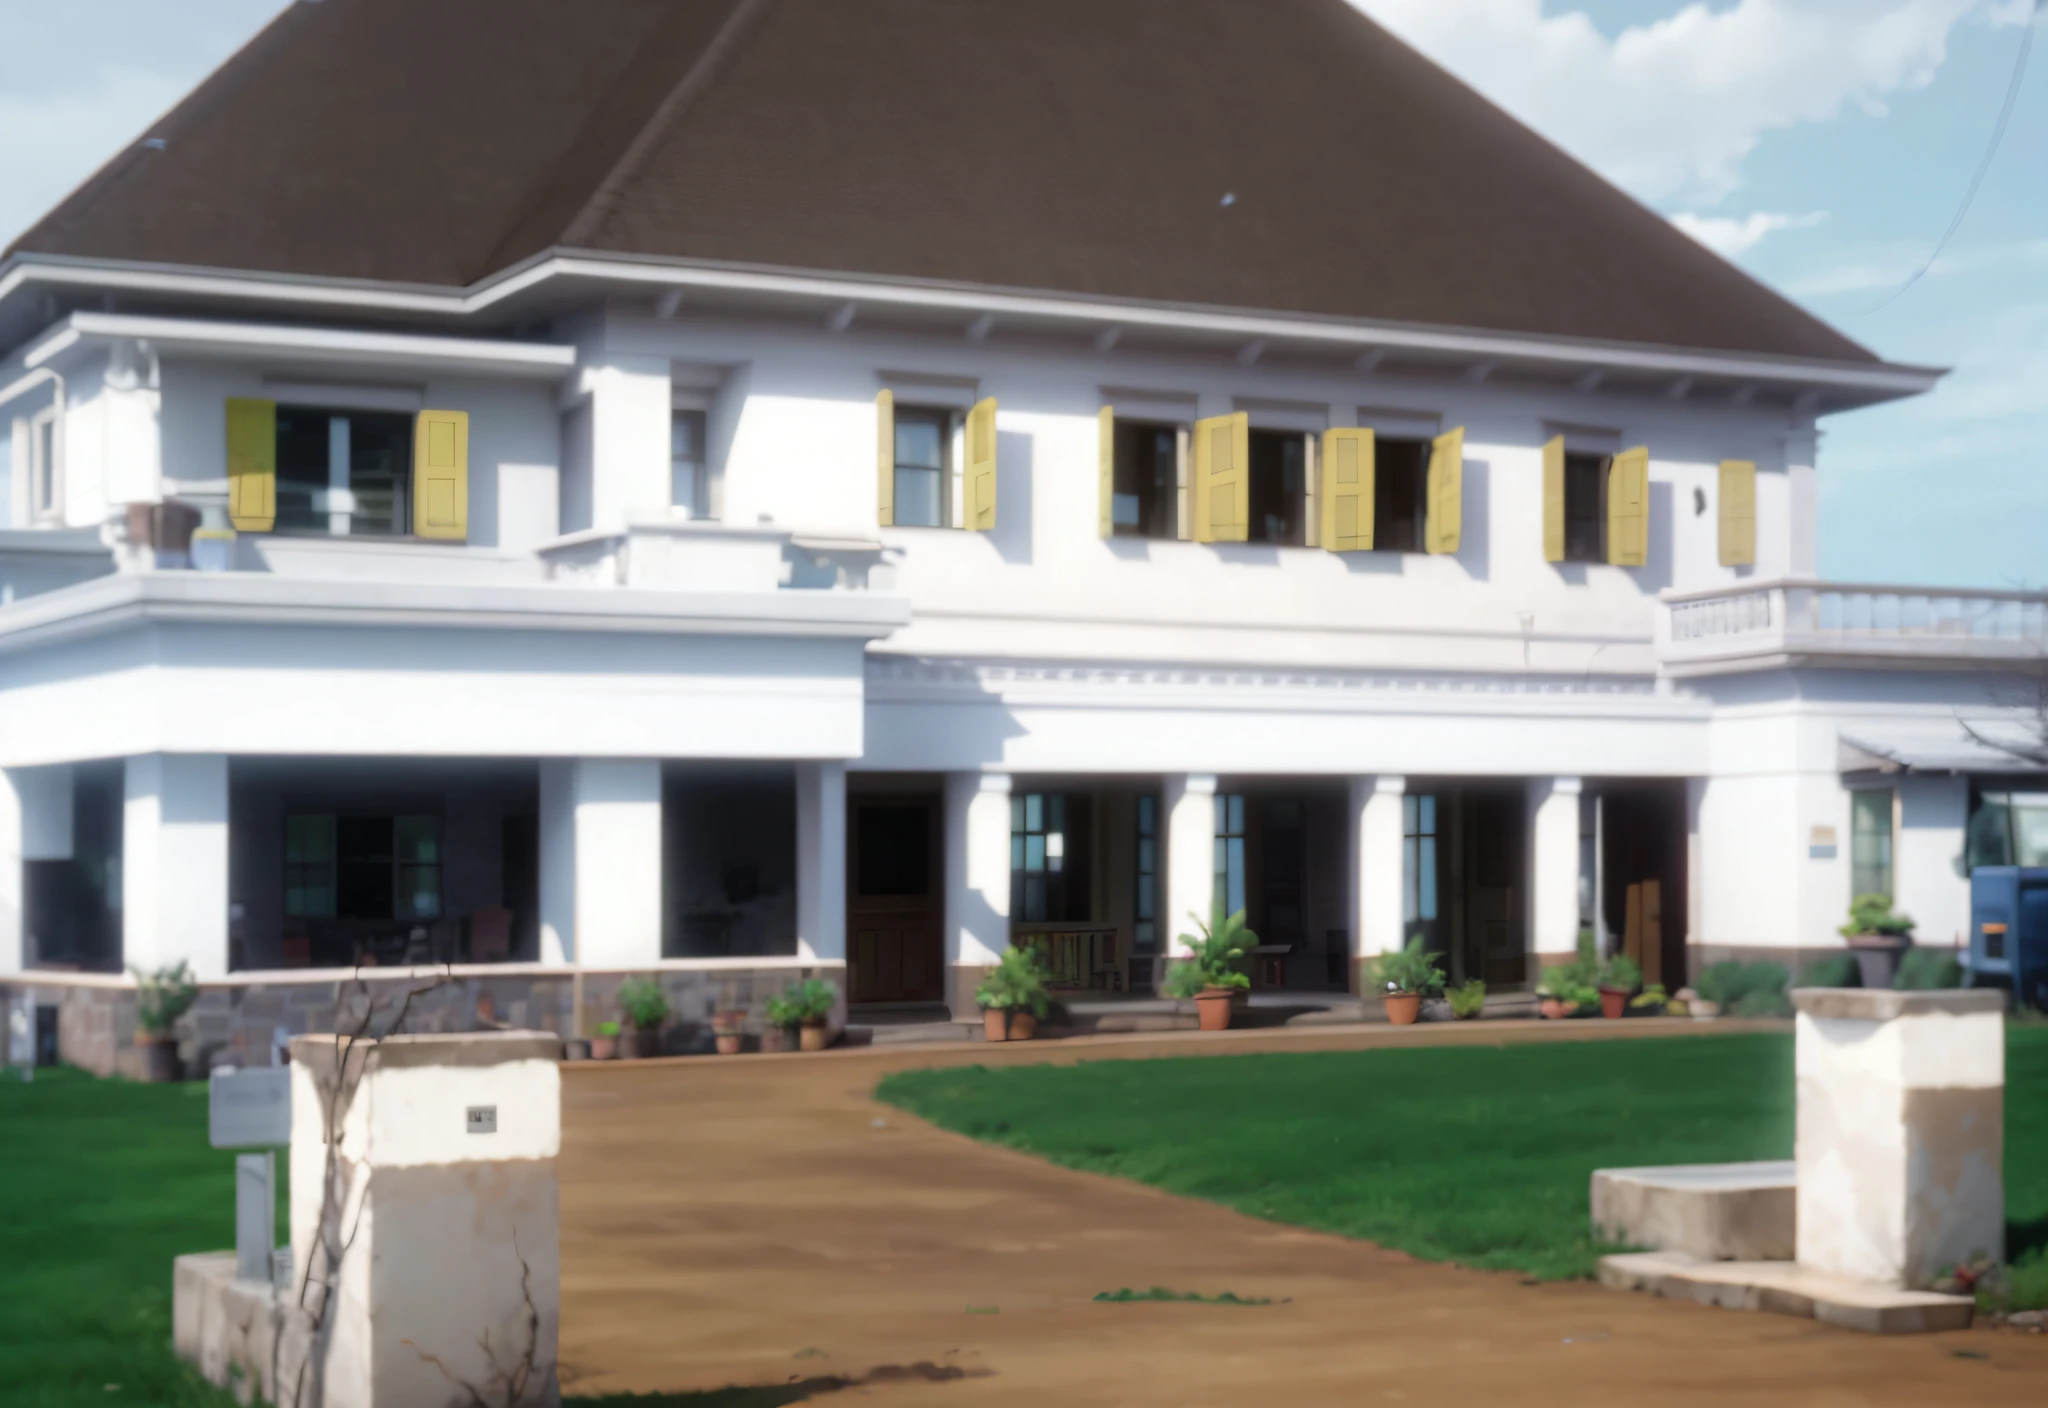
[{"x1": 1657, "y1": 579, "x2": 2048, "y2": 676}]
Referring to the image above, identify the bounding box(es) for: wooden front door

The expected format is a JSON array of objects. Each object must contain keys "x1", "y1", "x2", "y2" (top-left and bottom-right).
[
  {"x1": 1464, "y1": 790, "x2": 1527, "y2": 987},
  {"x1": 847, "y1": 798, "x2": 944, "y2": 1004}
]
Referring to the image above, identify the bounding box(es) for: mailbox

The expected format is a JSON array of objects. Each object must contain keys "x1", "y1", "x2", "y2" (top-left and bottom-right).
[{"x1": 1968, "y1": 866, "x2": 2048, "y2": 1010}]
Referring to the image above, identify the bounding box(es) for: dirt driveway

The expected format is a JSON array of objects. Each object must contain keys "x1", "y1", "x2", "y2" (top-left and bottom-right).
[{"x1": 557, "y1": 1021, "x2": 2047, "y2": 1405}]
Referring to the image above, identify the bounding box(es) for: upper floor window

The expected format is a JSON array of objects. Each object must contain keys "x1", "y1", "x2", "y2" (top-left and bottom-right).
[
  {"x1": 275, "y1": 406, "x2": 413, "y2": 536},
  {"x1": 1373, "y1": 438, "x2": 1431, "y2": 553},
  {"x1": 1247, "y1": 429, "x2": 1308, "y2": 546},
  {"x1": 1562, "y1": 451, "x2": 1607, "y2": 563},
  {"x1": 1111, "y1": 420, "x2": 1180, "y2": 539},
  {"x1": 892, "y1": 406, "x2": 952, "y2": 528},
  {"x1": 671, "y1": 409, "x2": 707, "y2": 517}
]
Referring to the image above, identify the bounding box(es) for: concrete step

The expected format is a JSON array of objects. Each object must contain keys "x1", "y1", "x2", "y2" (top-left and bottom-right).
[
  {"x1": 1592, "y1": 1160, "x2": 1795, "y2": 1261},
  {"x1": 1599, "y1": 1251, "x2": 1975, "y2": 1335}
]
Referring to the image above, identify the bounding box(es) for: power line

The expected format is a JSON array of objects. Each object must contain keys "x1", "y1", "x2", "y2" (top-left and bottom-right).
[{"x1": 1865, "y1": 0, "x2": 2044, "y2": 315}]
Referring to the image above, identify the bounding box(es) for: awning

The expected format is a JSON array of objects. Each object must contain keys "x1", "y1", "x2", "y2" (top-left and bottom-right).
[{"x1": 1837, "y1": 722, "x2": 2048, "y2": 775}]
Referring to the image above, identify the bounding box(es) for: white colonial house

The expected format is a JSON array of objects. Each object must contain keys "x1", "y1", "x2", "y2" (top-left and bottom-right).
[{"x1": 2, "y1": 0, "x2": 2041, "y2": 1070}]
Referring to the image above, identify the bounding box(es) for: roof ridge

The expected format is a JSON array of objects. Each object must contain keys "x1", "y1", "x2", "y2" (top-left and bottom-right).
[{"x1": 558, "y1": 0, "x2": 777, "y2": 250}]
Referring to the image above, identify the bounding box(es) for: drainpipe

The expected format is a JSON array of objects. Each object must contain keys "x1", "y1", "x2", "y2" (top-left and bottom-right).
[{"x1": 0, "y1": 366, "x2": 66, "y2": 525}]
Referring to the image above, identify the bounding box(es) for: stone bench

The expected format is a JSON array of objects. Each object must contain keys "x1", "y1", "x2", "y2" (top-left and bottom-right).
[{"x1": 1591, "y1": 1160, "x2": 1796, "y2": 1261}]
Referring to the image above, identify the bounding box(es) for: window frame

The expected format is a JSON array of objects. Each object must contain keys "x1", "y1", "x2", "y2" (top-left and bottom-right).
[
  {"x1": 1372, "y1": 436, "x2": 1431, "y2": 555},
  {"x1": 1133, "y1": 794, "x2": 1159, "y2": 960},
  {"x1": 890, "y1": 404, "x2": 955, "y2": 530},
  {"x1": 271, "y1": 404, "x2": 418, "y2": 540},
  {"x1": 1110, "y1": 418, "x2": 1183, "y2": 540},
  {"x1": 670, "y1": 408, "x2": 709, "y2": 518},
  {"x1": 285, "y1": 810, "x2": 444, "y2": 922},
  {"x1": 1561, "y1": 450, "x2": 1608, "y2": 564},
  {"x1": 1213, "y1": 793, "x2": 1247, "y2": 920},
  {"x1": 1848, "y1": 787, "x2": 1896, "y2": 901},
  {"x1": 28, "y1": 405, "x2": 60, "y2": 523},
  {"x1": 1246, "y1": 427, "x2": 1312, "y2": 547}
]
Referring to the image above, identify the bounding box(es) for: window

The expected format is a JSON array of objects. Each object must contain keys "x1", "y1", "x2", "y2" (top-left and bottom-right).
[
  {"x1": 29, "y1": 407, "x2": 58, "y2": 522},
  {"x1": 1967, "y1": 791, "x2": 2048, "y2": 870},
  {"x1": 892, "y1": 407, "x2": 951, "y2": 528},
  {"x1": 1373, "y1": 438, "x2": 1430, "y2": 553},
  {"x1": 1247, "y1": 430, "x2": 1308, "y2": 545},
  {"x1": 286, "y1": 813, "x2": 442, "y2": 921},
  {"x1": 1011, "y1": 792, "x2": 1069, "y2": 923},
  {"x1": 671, "y1": 409, "x2": 707, "y2": 517},
  {"x1": 1112, "y1": 420, "x2": 1179, "y2": 539},
  {"x1": 1562, "y1": 452, "x2": 1607, "y2": 563},
  {"x1": 1133, "y1": 794, "x2": 1159, "y2": 959},
  {"x1": 1214, "y1": 793, "x2": 1247, "y2": 919},
  {"x1": 1850, "y1": 789, "x2": 1894, "y2": 900},
  {"x1": 1403, "y1": 793, "x2": 1438, "y2": 926},
  {"x1": 275, "y1": 406, "x2": 414, "y2": 536}
]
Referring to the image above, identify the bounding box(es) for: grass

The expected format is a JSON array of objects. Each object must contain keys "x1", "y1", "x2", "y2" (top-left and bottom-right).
[{"x1": 877, "y1": 1027, "x2": 2048, "y2": 1285}]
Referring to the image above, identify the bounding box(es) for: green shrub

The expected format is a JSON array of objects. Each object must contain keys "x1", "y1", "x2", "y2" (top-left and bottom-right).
[
  {"x1": 1537, "y1": 930, "x2": 1601, "y2": 1008},
  {"x1": 1895, "y1": 948, "x2": 1965, "y2": 991},
  {"x1": 1629, "y1": 983, "x2": 1668, "y2": 1012},
  {"x1": 1446, "y1": 978, "x2": 1487, "y2": 1019},
  {"x1": 615, "y1": 975, "x2": 670, "y2": 1030},
  {"x1": 1164, "y1": 908, "x2": 1255, "y2": 997},
  {"x1": 977, "y1": 945, "x2": 1053, "y2": 1017},
  {"x1": 1796, "y1": 954, "x2": 1859, "y2": 988},
  {"x1": 596, "y1": 1019, "x2": 620, "y2": 1037},
  {"x1": 1597, "y1": 952, "x2": 1641, "y2": 992},
  {"x1": 1697, "y1": 961, "x2": 1790, "y2": 1014},
  {"x1": 1840, "y1": 892, "x2": 1914, "y2": 938},
  {"x1": 131, "y1": 961, "x2": 199, "y2": 1036},
  {"x1": 766, "y1": 977, "x2": 839, "y2": 1027},
  {"x1": 1370, "y1": 935, "x2": 1445, "y2": 996}
]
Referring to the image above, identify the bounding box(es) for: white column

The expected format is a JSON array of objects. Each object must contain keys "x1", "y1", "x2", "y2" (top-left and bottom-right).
[
  {"x1": 1350, "y1": 775, "x2": 1406, "y2": 989},
  {"x1": 1528, "y1": 776, "x2": 1584, "y2": 960},
  {"x1": 943, "y1": 771, "x2": 1011, "y2": 1017},
  {"x1": 123, "y1": 754, "x2": 230, "y2": 980},
  {"x1": 1162, "y1": 773, "x2": 1218, "y2": 957},
  {"x1": 579, "y1": 351, "x2": 673, "y2": 532},
  {"x1": 1785, "y1": 429, "x2": 1818, "y2": 579},
  {"x1": 0, "y1": 770, "x2": 21, "y2": 974},
  {"x1": 795, "y1": 761, "x2": 847, "y2": 963},
  {"x1": 537, "y1": 759, "x2": 662, "y2": 969}
]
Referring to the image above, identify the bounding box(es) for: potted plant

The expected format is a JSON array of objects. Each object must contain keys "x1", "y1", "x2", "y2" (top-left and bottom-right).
[
  {"x1": 1369, "y1": 936, "x2": 1444, "y2": 1026},
  {"x1": 615, "y1": 976, "x2": 670, "y2": 1059},
  {"x1": 767, "y1": 977, "x2": 839, "y2": 1051},
  {"x1": 710, "y1": 1007, "x2": 747, "y2": 1056},
  {"x1": 1162, "y1": 908, "x2": 1254, "y2": 1031},
  {"x1": 1629, "y1": 982, "x2": 1670, "y2": 1016},
  {"x1": 132, "y1": 961, "x2": 199, "y2": 1083},
  {"x1": 1595, "y1": 952, "x2": 1641, "y2": 1019},
  {"x1": 976, "y1": 945, "x2": 1053, "y2": 1042},
  {"x1": 590, "y1": 1020, "x2": 620, "y2": 1060},
  {"x1": 1840, "y1": 894, "x2": 1915, "y2": 989},
  {"x1": 1446, "y1": 977, "x2": 1486, "y2": 1021}
]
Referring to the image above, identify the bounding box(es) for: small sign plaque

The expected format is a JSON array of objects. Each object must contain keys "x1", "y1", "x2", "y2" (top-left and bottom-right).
[
  {"x1": 466, "y1": 1105, "x2": 497, "y2": 1135},
  {"x1": 1808, "y1": 825, "x2": 1839, "y2": 860},
  {"x1": 209, "y1": 1067, "x2": 292, "y2": 1150}
]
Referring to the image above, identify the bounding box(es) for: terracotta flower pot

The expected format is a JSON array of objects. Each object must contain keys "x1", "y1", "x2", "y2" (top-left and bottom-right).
[
  {"x1": 1008, "y1": 1011, "x2": 1037, "y2": 1041},
  {"x1": 715, "y1": 1033, "x2": 744, "y2": 1056},
  {"x1": 983, "y1": 1007, "x2": 1010, "y2": 1043},
  {"x1": 1538, "y1": 997, "x2": 1573, "y2": 1020},
  {"x1": 1598, "y1": 986, "x2": 1629, "y2": 1020},
  {"x1": 760, "y1": 1026, "x2": 795, "y2": 1054},
  {"x1": 589, "y1": 1035, "x2": 618, "y2": 1060},
  {"x1": 799, "y1": 1019, "x2": 830, "y2": 1052},
  {"x1": 712, "y1": 1011, "x2": 745, "y2": 1056},
  {"x1": 1382, "y1": 992, "x2": 1422, "y2": 1026},
  {"x1": 134, "y1": 1034, "x2": 179, "y2": 1083},
  {"x1": 1194, "y1": 987, "x2": 1234, "y2": 1032}
]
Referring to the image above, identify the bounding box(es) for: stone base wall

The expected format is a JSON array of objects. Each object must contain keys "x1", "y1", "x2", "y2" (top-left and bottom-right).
[{"x1": 1, "y1": 963, "x2": 845, "y2": 1079}]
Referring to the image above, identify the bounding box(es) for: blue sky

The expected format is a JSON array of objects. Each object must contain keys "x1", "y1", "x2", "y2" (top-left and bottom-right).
[{"x1": 1, "y1": 0, "x2": 2041, "y2": 588}]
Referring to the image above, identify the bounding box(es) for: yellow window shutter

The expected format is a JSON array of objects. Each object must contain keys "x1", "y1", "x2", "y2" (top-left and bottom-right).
[
  {"x1": 965, "y1": 396, "x2": 997, "y2": 532},
  {"x1": 1719, "y1": 459, "x2": 1756, "y2": 566},
  {"x1": 1097, "y1": 407, "x2": 1116, "y2": 538},
  {"x1": 1606, "y1": 445, "x2": 1649, "y2": 567},
  {"x1": 1192, "y1": 412, "x2": 1248, "y2": 543},
  {"x1": 1319, "y1": 427, "x2": 1374, "y2": 552},
  {"x1": 1425, "y1": 426, "x2": 1464, "y2": 554},
  {"x1": 1541, "y1": 434, "x2": 1565, "y2": 563},
  {"x1": 875, "y1": 390, "x2": 895, "y2": 527},
  {"x1": 412, "y1": 409, "x2": 469, "y2": 540},
  {"x1": 225, "y1": 398, "x2": 276, "y2": 532}
]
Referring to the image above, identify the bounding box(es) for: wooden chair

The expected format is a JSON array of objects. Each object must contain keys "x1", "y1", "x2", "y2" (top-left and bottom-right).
[{"x1": 468, "y1": 907, "x2": 514, "y2": 964}]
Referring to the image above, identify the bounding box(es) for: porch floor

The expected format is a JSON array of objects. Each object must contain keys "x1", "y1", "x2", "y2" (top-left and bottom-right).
[{"x1": 847, "y1": 989, "x2": 1542, "y2": 1044}]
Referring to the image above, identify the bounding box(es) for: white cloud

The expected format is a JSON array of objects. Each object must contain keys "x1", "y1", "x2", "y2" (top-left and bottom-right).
[
  {"x1": 1349, "y1": 0, "x2": 1992, "y2": 203},
  {"x1": 1669, "y1": 210, "x2": 1828, "y2": 258}
]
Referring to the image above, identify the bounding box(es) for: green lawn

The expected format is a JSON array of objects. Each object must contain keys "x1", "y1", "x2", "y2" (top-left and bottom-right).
[{"x1": 877, "y1": 1028, "x2": 2048, "y2": 1283}]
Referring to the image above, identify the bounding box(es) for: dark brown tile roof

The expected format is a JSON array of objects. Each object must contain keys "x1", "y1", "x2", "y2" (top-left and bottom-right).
[{"x1": 8, "y1": 0, "x2": 1876, "y2": 364}]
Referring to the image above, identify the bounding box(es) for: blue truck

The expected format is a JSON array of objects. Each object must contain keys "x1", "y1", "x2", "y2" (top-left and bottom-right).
[{"x1": 1967, "y1": 866, "x2": 2048, "y2": 1010}]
